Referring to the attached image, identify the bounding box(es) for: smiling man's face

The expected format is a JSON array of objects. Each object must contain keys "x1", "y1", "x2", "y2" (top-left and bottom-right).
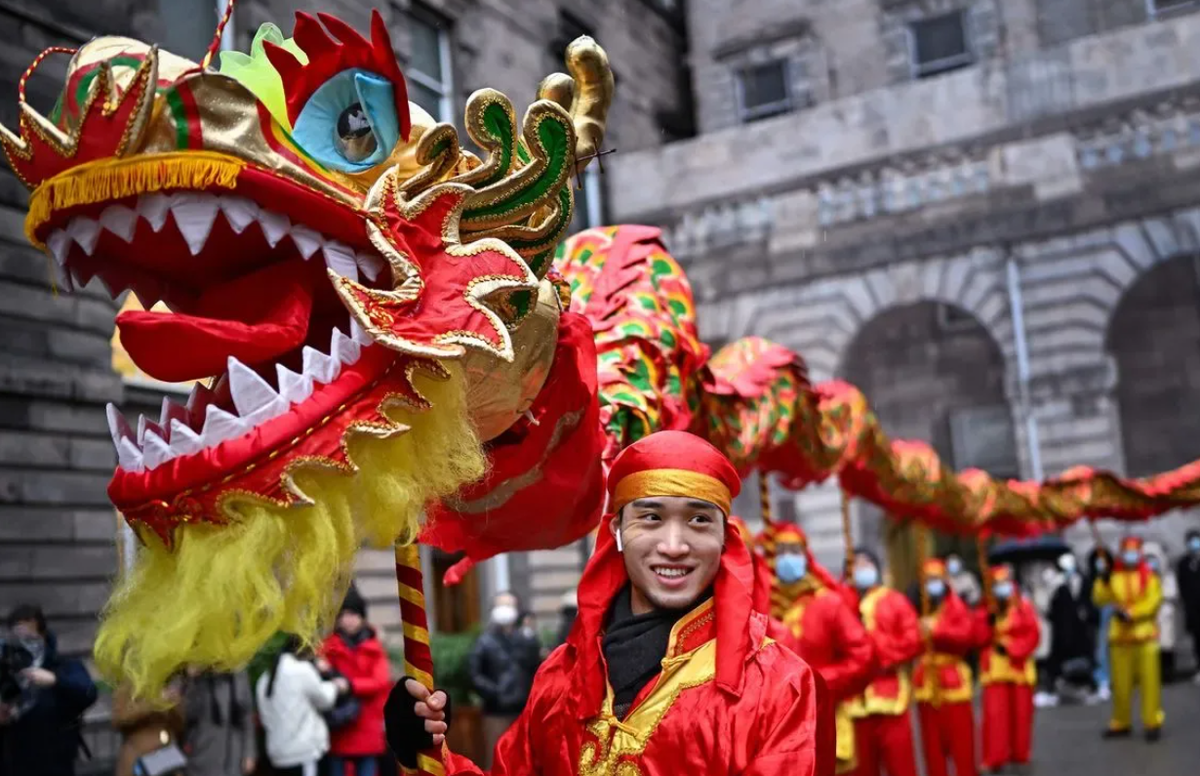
[{"x1": 611, "y1": 496, "x2": 725, "y2": 615}]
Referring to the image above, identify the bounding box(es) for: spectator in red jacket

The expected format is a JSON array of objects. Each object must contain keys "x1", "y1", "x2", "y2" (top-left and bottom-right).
[{"x1": 321, "y1": 585, "x2": 391, "y2": 776}]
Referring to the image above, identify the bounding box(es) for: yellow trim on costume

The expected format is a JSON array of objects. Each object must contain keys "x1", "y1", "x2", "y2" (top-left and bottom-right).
[
  {"x1": 26, "y1": 152, "x2": 245, "y2": 246},
  {"x1": 980, "y1": 607, "x2": 1037, "y2": 686},
  {"x1": 847, "y1": 587, "x2": 912, "y2": 717},
  {"x1": 611, "y1": 468, "x2": 732, "y2": 516},
  {"x1": 834, "y1": 702, "x2": 857, "y2": 771},
  {"x1": 915, "y1": 654, "x2": 973, "y2": 704},
  {"x1": 664, "y1": 598, "x2": 714, "y2": 658}
]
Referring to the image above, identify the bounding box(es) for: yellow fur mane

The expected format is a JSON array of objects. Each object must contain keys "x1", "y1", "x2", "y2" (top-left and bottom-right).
[{"x1": 95, "y1": 366, "x2": 486, "y2": 698}]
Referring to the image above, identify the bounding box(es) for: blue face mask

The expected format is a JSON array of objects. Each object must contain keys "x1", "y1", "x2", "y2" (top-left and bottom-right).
[
  {"x1": 777, "y1": 553, "x2": 807, "y2": 584},
  {"x1": 1122, "y1": 550, "x2": 1140, "y2": 567},
  {"x1": 946, "y1": 559, "x2": 963, "y2": 576},
  {"x1": 1188, "y1": 538, "x2": 1200, "y2": 553},
  {"x1": 926, "y1": 578, "x2": 946, "y2": 598},
  {"x1": 993, "y1": 581, "x2": 1014, "y2": 600},
  {"x1": 853, "y1": 565, "x2": 879, "y2": 590}
]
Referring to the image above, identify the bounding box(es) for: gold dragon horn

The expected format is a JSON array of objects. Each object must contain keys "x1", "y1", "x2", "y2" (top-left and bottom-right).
[{"x1": 538, "y1": 36, "x2": 614, "y2": 175}]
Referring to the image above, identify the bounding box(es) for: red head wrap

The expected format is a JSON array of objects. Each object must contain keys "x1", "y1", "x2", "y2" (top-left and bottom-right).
[{"x1": 607, "y1": 430, "x2": 741, "y2": 516}]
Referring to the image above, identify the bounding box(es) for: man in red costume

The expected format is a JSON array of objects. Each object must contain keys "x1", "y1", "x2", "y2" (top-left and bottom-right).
[
  {"x1": 913, "y1": 558, "x2": 978, "y2": 776},
  {"x1": 778, "y1": 528, "x2": 876, "y2": 774},
  {"x1": 385, "y1": 431, "x2": 835, "y2": 775},
  {"x1": 976, "y1": 565, "x2": 1040, "y2": 774},
  {"x1": 846, "y1": 548, "x2": 922, "y2": 776}
]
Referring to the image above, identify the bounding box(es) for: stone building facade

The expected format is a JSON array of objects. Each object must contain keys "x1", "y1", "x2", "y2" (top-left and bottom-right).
[
  {"x1": 0, "y1": 0, "x2": 685, "y2": 765},
  {"x1": 610, "y1": 0, "x2": 1200, "y2": 570}
]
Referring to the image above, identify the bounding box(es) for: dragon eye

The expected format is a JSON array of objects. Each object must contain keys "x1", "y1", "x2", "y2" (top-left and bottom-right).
[
  {"x1": 335, "y1": 102, "x2": 378, "y2": 162},
  {"x1": 291, "y1": 69, "x2": 400, "y2": 173}
]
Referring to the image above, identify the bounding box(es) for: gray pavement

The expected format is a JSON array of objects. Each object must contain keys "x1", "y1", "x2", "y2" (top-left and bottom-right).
[{"x1": 1028, "y1": 682, "x2": 1200, "y2": 775}]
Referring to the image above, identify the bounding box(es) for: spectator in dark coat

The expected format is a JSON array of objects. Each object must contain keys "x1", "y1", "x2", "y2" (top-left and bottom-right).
[
  {"x1": 1178, "y1": 529, "x2": 1200, "y2": 682},
  {"x1": 1047, "y1": 553, "x2": 1096, "y2": 699},
  {"x1": 182, "y1": 669, "x2": 256, "y2": 776},
  {"x1": 0, "y1": 604, "x2": 98, "y2": 776},
  {"x1": 321, "y1": 585, "x2": 391, "y2": 776},
  {"x1": 468, "y1": 591, "x2": 542, "y2": 768}
]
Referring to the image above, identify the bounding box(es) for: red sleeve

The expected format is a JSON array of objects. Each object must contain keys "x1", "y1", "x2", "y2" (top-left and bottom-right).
[
  {"x1": 930, "y1": 595, "x2": 977, "y2": 655},
  {"x1": 972, "y1": 606, "x2": 994, "y2": 651},
  {"x1": 817, "y1": 597, "x2": 877, "y2": 701},
  {"x1": 443, "y1": 708, "x2": 539, "y2": 776},
  {"x1": 744, "y1": 657, "x2": 833, "y2": 776},
  {"x1": 1003, "y1": 600, "x2": 1041, "y2": 662},
  {"x1": 349, "y1": 646, "x2": 393, "y2": 697},
  {"x1": 874, "y1": 592, "x2": 922, "y2": 669}
]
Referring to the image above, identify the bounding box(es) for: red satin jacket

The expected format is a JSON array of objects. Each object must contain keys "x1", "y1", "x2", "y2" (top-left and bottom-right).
[
  {"x1": 848, "y1": 586, "x2": 922, "y2": 716},
  {"x1": 780, "y1": 584, "x2": 877, "y2": 702},
  {"x1": 441, "y1": 523, "x2": 835, "y2": 776},
  {"x1": 975, "y1": 597, "x2": 1041, "y2": 686},
  {"x1": 913, "y1": 591, "x2": 977, "y2": 704}
]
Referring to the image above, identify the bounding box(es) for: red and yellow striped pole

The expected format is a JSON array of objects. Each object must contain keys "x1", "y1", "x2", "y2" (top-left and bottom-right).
[{"x1": 394, "y1": 542, "x2": 445, "y2": 776}]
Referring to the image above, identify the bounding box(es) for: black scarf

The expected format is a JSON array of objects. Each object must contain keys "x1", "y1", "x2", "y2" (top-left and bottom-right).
[{"x1": 600, "y1": 587, "x2": 687, "y2": 720}]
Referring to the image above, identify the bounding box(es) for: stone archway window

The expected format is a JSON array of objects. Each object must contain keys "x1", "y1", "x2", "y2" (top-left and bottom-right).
[{"x1": 1107, "y1": 254, "x2": 1200, "y2": 476}]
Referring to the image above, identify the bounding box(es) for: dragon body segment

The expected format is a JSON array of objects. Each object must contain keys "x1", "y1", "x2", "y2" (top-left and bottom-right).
[{"x1": 3, "y1": 10, "x2": 1199, "y2": 704}]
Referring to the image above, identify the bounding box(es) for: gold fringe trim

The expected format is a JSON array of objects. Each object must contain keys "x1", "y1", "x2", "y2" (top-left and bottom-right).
[{"x1": 25, "y1": 152, "x2": 245, "y2": 247}]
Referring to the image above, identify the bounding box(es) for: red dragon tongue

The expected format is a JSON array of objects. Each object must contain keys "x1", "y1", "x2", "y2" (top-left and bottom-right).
[{"x1": 117, "y1": 260, "x2": 315, "y2": 383}]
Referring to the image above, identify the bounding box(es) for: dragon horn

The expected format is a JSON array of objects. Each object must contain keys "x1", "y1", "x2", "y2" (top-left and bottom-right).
[{"x1": 540, "y1": 36, "x2": 613, "y2": 175}]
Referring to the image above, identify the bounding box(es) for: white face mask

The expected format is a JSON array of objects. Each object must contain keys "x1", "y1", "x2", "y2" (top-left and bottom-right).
[{"x1": 491, "y1": 604, "x2": 519, "y2": 627}]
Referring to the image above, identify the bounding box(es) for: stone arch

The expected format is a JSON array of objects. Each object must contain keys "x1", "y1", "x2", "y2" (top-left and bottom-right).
[
  {"x1": 697, "y1": 250, "x2": 1014, "y2": 383},
  {"x1": 1105, "y1": 254, "x2": 1200, "y2": 477},
  {"x1": 839, "y1": 300, "x2": 1016, "y2": 587}
]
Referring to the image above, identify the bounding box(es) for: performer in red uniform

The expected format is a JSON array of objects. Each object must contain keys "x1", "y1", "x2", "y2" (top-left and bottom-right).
[
  {"x1": 913, "y1": 559, "x2": 978, "y2": 776},
  {"x1": 977, "y1": 565, "x2": 1040, "y2": 773},
  {"x1": 386, "y1": 431, "x2": 835, "y2": 775},
  {"x1": 847, "y1": 548, "x2": 922, "y2": 776},
  {"x1": 779, "y1": 528, "x2": 876, "y2": 774}
]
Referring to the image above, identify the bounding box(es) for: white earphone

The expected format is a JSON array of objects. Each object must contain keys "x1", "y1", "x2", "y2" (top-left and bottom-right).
[{"x1": 615, "y1": 528, "x2": 624, "y2": 553}]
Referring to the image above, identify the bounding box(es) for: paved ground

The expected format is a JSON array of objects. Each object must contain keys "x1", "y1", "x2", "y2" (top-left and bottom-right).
[{"x1": 1028, "y1": 681, "x2": 1199, "y2": 775}]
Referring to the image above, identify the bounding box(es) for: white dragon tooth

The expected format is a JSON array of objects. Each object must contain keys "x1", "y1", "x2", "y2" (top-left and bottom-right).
[
  {"x1": 186, "y1": 382, "x2": 215, "y2": 419},
  {"x1": 348, "y1": 319, "x2": 373, "y2": 345},
  {"x1": 218, "y1": 196, "x2": 260, "y2": 234},
  {"x1": 136, "y1": 414, "x2": 165, "y2": 446},
  {"x1": 137, "y1": 193, "x2": 172, "y2": 232},
  {"x1": 98, "y1": 204, "x2": 138, "y2": 242},
  {"x1": 55, "y1": 262, "x2": 76, "y2": 293},
  {"x1": 242, "y1": 397, "x2": 289, "y2": 427},
  {"x1": 159, "y1": 397, "x2": 189, "y2": 438},
  {"x1": 290, "y1": 225, "x2": 323, "y2": 260},
  {"x1": 46, "y1": 230, "x2": 72, "y2": 265},
  {"x1": 275, "y1": 364, "x2": 314, "y2": 405},
  {"x1": 330, "y1": 327, "x2": 361, "y2": 366},
  {"x1": 131, "y1": 285, "x2": 159, "y2": 310},
  {"x1": 322, "y1": 241, "x2": 358, "y2": 278},
  {"x1": 227, "y1": 357, "x2": 280, "y2": 417},
  {"x1": 66, "y1": 217, "x2": 101, "y2": 256},
  {"x1": 141, "y1": 430, "x2": 173, "y2": 470},
  {"x1": 106, "y1": 403, "x2": 134, "y2": 448},
  {"x1": 117, "y1": 437, "x2": 145, "y2": 472},
  {"x1": 257, "y1": 210, "x2": 290, "y2": 248},
  {"x1": 354, "y1": 249, "x2": 385, "y2": 282},
  {"x1": 201, "y1": 405, "x2": 247, "y2": 447},
  {"x1": 302, "y1": 345, "x2": 340, "y2": 384},
  {"x1": 171, "y1": 194, "x2": 220, "y2": 256},
  {"x1": 169, "y1": 419, "x2": 204, "y2": 457}
]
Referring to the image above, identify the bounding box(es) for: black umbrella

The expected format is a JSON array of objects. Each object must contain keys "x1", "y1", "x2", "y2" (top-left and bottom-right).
[{"x1": 988, "y1": 536, "x2": 1071, "y2": 565}]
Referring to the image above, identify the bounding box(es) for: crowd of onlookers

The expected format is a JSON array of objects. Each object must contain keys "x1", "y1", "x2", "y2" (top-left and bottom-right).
[
  {"x1": 0, "y1": 532, "x2": 1195, "y2": 776},
  {"x1": 0, "y1": 585, "x2": 393, "y2": 776}
]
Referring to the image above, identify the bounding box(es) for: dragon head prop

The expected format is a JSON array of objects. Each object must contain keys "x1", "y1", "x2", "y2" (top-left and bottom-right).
[{"x1": 2, "y1": 9, "x2": 611, "y2": 694}]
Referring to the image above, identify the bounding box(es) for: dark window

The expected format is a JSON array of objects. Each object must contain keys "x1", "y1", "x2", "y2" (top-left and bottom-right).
[
  {"x1": 948, "y1": 405, "x2": 1019, "y2": 479},
  {"x1": 936, "y1": 303, "x2": 976, "y2": 333},
  {"x1": 911, "y1": 12, "x2": 973, "y2": 78},
  {"x1": 737, "y1": 61, "x2": 792, "y2": 122},
  {"x1": 406, "y1": 3, "x2": 453, "y2": 122},
  {"x1": 1150, "y1": 0, "x2": 1198, "y2": 17}
]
